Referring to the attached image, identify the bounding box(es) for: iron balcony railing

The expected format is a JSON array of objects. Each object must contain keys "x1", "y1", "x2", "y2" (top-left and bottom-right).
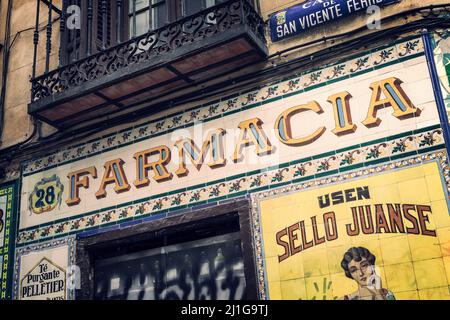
[{"x1": 31, "y1": 0, "x2": 266, "y2": 104}]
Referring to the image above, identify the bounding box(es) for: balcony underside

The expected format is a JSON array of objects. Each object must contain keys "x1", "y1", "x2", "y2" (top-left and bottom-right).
[{"x1": 29, "y1": 24, "x2": 267, "y2": 129}]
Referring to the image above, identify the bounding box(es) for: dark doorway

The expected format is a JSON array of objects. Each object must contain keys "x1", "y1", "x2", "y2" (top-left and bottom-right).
[
  {"x1": 94, "y1": 231, "x2": 245, "y2": 300},
  {"x1": 76, "y1": 199, "x2": 258, "y2": 300}
]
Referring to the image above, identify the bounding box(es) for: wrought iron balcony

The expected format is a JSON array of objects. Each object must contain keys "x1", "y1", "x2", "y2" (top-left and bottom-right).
[{"x1": 29, "y1": 0, "x2": 267, "y2": 129}]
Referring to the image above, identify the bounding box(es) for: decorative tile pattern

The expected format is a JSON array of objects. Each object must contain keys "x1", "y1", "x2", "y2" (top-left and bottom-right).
[
  {"x1": 22, "y1": 36, "x2": 425, "y2": 177},
  {"x1": 16, "y1": 127, "x2": 445, "y2": 246},
  {"x1": 0, "y1": 182, "x2": 17, "y2": 300},
  {"x1": 250, "y1": 150, "x2": 450, "y2": 300}
]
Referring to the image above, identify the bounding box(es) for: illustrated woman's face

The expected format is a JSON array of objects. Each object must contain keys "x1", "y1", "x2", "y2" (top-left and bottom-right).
[{"x1": 348, "y1": 258, "x2": 374, "y2": 286}]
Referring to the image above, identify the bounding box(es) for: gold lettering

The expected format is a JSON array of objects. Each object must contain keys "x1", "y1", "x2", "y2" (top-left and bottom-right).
[
  {"x1": 275, "y1": 101, "x2": 326, "y2": 146},
  {"x1": 362, "y1": 77, "x2": 421, "y2": 128},
  {"x1": 66, "y1": 167, "x2": 97, "y2": 206},
  {"x1": 232, "y1": 118, "x2": 273, "y2": 162},
  {"x1": 95, "y1": 159, "x2": 130, "y2": 198},
  {"x1": 134, "y1": 146, "x2": 172, "y2": 187},
  {"x1": 328, "y1": 91, "x2": 357, "y2": 136},
  {"x1": 175, "y1": 129, "x2": 226, "y2": 177}
]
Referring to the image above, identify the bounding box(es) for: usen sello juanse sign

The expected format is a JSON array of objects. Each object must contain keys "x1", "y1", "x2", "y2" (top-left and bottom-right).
[{"x1": 269, "y1": 0, "x2": 399, "y2": 43}]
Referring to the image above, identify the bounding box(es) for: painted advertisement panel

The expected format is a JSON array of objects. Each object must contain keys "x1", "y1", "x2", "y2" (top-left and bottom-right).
[
  {"x1": 17, "y1": 244, "x2": 69, "y2": 300},
  {"x1": 255, "y1": 160, "x2": 450, "y2": 300}
]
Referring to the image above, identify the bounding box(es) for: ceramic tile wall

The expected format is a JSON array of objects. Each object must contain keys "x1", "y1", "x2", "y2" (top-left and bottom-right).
[{"x1": 18, "y1": 36, "x2": 442, "y2": 244}]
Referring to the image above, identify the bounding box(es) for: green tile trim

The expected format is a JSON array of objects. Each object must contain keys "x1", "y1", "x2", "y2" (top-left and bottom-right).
[
  {"x1": 338, "y1": 145, "x2": 361, "y2": 153},
  {"x1": 315, "y1": 169, "x2": 339, "y2": 179},
  {"x1": 339, "y1": 163, "x2": 365, "y2": 173},
  {"x1": 414, "y1": 124, "x2": 442, "y2": 134},
  {"x1": 361, "y1": 137, "x2": 387, "y2": 147},
  {"x1": 312, "y1": 150, "x2": 336, "y2": 160},
  {"x1": 390, "y1": 150, "x2": 418, "y2": 161},
  {"x1": 389, "y1": 130, "x2": 415, "y2": 141}
]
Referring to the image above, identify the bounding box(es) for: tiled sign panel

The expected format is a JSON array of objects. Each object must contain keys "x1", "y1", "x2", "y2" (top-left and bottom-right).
[
  {"x1": 253, "y1": 158, "x2": 450, "y2": 300},
  {"x1": 18, "y1": 37, "x2": 443, "y2": 247},
  {"x1": 0, "y1": 182, "x2": 17, "y2": 300},
  {"x1": 16, "y1": 244, "x2": 69, "y2": 300}
]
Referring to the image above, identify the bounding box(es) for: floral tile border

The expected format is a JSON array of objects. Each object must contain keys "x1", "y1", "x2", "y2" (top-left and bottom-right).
[
  {"x1": 12, "y1": 237, "x2": 76, "y2": 300},
  {"x1": 250, "y1": 150, "x2": 450, "y2": 300},
  {"x1": 22, "y1": 36, "x2": 424, "y2": 177},
  {"x1": 16, "y1": 126, "x2": 445, "y2": 246}
]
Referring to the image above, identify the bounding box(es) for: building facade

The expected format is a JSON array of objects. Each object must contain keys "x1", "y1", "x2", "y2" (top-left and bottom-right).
[{"x1": 0, "y1": 0, "x2": 450, "y2": 300}]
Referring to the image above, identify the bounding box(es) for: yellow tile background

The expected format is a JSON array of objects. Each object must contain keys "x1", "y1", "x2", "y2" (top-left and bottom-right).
[
  {"x1": 280, "y1": 278, "x2": 307, "y2": 300},
  {"x1": 414, "y1": 258, "x2": 448, "y2": 290},
  {"x1": 384, "y1": 262, "x2": 417, "y2": 292}
]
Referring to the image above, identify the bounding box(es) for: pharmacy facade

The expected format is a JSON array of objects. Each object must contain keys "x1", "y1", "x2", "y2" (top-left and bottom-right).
[
  {"x1": 17, "y1": 36, "x2": 450, "y2": 300},
  {"x1": 1, "y1": 0, "x2": 450, "y2": 300}
]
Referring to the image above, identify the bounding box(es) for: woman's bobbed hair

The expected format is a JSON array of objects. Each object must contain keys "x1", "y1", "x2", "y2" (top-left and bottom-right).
[{"x1": 341, "y1": 247, "x2": 376, "y2": 279}]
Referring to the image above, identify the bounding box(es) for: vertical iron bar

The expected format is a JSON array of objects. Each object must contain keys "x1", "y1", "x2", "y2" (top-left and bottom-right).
[
  {"x1": 59, "y1": 1, "x2": 66, "y2": 67},
  {"x1": 87, "y1": 0, "x2": 93, "y2": 55},
  {"x1": 68, "y1": 0, "x2": 78, "y2": 62},
  {"x1": 32, "y1": 0, "x2": 41, "y2": 79},
  {"x1": 117, "y1": 0, "x2": 123, "y2": 43},
  {"x1": 75, "y1": 0, "x2": 80, "y2": 60},
  {"x1": 149, "y1": 0, "x2": 153, "y2": 31},
  {"x1": 132, "y1": 0, "x2": 137, "y2": 38},
  {"x1": 70, "y1": 0, "x2": 76, "y2": 61},
  {"x1": 240, "y1": 0, "x2": 246, "y2": 25},
  {"x1": 45, "y1": 0, "x2": 53, "y2": 73},
  {"x1": 101, "y1": 0, "x2": 107, "y2": 49},
  {"x1": 422, "y1": 30, "x2": 450, "y2": 155},
  {"x1": 254, "y1": 0, "x2": 261, "y2": 13}
]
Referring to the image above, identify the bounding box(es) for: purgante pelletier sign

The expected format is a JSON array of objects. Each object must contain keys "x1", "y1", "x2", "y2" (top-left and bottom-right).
[
  {"x1": 20, "y1": 258, "x2": 66, "y2": 300},
  {"x1": 17, "y1": 244, "x2": 69, "y2": 300},
  {"x1": 19, "y1": 44, "x2": 439, "y2": 230}
]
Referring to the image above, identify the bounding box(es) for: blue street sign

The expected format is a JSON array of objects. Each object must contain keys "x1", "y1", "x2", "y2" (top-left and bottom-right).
[{"x1": 270, "y1": 0, "x2": 399, "y2": 43}]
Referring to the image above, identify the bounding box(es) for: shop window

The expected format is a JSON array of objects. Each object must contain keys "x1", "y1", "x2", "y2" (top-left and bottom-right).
[
  {"x1": 91, "y1": 215, "x2": 247, "y2": 300},
  {"x1": 94, "y1": 232, "x2": 245, "y2": 300},
  {"x1": 128, "y1": 0, "x2": 233, "y2": 38},
  {"x1": 128, "y1": 0, "x2": 168, "y2": 38}
]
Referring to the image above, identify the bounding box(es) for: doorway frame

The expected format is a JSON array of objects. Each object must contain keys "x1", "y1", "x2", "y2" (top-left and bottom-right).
[{"x1": 75, "y1": 198, "x2": 258, "y2": 300}]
